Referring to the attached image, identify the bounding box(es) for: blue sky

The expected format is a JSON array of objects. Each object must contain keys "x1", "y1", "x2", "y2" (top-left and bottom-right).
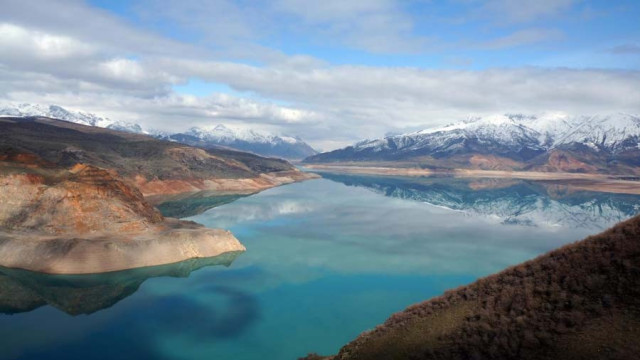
[
  {"x1": 90, "y1": 0, "x2": 640, "y2": 70},
  {"x1": 0, "y1": 0, "x2": 639, "y2": 149}
]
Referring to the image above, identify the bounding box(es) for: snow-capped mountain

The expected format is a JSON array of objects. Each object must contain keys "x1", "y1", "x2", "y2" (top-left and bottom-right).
[
  {"x1": 304, "y1": 113, "x2": 640, "y2": 173},
  {"x1": 0, "y1": 103, "x2": 144, "y2": 133},
  {"x1": 158, "y1": 124, "x2": 317, "y2": 160},
  {"x1": 0, "y1": 103, "x2": 317, "y2": 160},
  {"x1": 322, "y1": 173, "x2": 640, "y2": 230}
]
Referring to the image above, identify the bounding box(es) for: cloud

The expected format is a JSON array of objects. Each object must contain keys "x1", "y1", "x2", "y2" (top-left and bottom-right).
[
  {"x1": 481, "y1": 0, "x2": 579, "y2": 24},
  {"x1": 130, "y1": 0, "x2": 428, "y2": 54},
  {"x1": 478, "y1": 28, "x2": 564, "y2": 50},
  {"x1": 0, "y1": 1, "x2": 638, "y2": 151},
  {"x1": 272, "y1": 0, "x2": 427, "y2": 53},
  {"x1": 0, "y1": 23, "x2": 97, "y2": 60},
  {"x1": 609, "y1": 43, "x2": 640, "y2": 55}
]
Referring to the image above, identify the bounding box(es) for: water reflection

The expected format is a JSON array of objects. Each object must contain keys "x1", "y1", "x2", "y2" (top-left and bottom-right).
[
  {"x1": 0, "y1": 251, "x2": 242, "y2": 315},
  {"x1": 155, "y1": 192, "x2": 247, "y2": 218},
  {"x1": 2, "y1": 176, "x2": 640, "y2": 360},
  {"x1": 320, "y1": 173, "x2": 640, "y2": 230}
]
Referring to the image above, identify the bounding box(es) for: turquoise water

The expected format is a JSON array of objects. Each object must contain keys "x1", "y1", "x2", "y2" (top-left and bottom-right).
[{"x1": 1, "y1": 175, "x2": 639, "y2": 359}]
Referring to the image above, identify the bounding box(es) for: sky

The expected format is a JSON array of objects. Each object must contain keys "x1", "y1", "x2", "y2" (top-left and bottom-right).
[{"x1": 1, "y1": 0, "x2": 639, "y2": 151}]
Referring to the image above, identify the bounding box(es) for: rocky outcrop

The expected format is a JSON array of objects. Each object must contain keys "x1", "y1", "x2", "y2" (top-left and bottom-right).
[
  {"x1": 0, "y1": 116, "x2": 317, "y2": 199},
  {"x1": 0, "y1": 155, "x2": 245, "y2": 274},
  {"x1": 0, "y1": 117, "x2": 320, "y2": 274},
  {"x1": 0, "y1": 220, "x2": 244, "y2": 274}
]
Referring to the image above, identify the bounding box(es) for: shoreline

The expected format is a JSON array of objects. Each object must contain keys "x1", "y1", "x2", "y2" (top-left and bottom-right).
[
  {"x1": 139, "y1": 170, "x2": 320, "y2": 204},
  {"x1": 0, "y1": 219, "x2": 246, "y2": 275},
  {"x1": 304, "y1": 164, "x2": 640, "y2": 195}
]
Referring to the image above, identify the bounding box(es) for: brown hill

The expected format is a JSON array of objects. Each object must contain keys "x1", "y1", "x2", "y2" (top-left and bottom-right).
[
  {"x1": 304, "y1": 215, "x2": 640, "y2": 360},
  {"x1": 0, "y1": 116, "x2": 316, "y2": 198},
  {"x1": 0, "y1": 149, "x2": 245, "y2": 274}
]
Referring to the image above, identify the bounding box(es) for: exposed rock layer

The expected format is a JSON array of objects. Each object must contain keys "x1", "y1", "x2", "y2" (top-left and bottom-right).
[{"x1": 0, "y1": 116, "x2": 316, "y2": 199}]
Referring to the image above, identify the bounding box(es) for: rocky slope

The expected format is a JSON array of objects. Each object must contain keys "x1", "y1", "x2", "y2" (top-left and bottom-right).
[
  {"x1": 0, "y1": 116, "x2": 318, "y2": 274},
  {"x1": 304, "y1": 113, "x2": 640, "y2": 175},
  {"x1": 303, "y1": 214, "x2": 640, "y2": 360},
  {"x1": 0, "y1": 152, "x2": 245, "y2": 274},
  {"x1": 0, "y1": 103, "x2": 317, "y2": 159},
  {"x1": 0, "y1": 116, "x2": 316, "y2": 198}
]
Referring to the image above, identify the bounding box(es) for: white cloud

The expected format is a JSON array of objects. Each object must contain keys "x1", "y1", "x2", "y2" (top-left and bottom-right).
[
  {"x1": 481, "y1": 0, "x2": 579, "y2": 24},
  {"x1": 0, "y1": 1, "x2": 638, "y2": 151},
  {"x1": 478, "y1": 28, "x2": 565, "y2": 50},
  {"x1": 610, "y1": 43, "x2": 640, "y2": 55},
  {"x1": 0, "y1": 23, "x2": 97, "y2": 60}
]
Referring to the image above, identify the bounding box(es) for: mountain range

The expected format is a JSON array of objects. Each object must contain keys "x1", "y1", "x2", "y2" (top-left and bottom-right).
[
  {"x1": 153, "y1": 124, "x2": 317, "y2": 159},
  {"x1": 0, "y1": 103, "x2": 317, "y2": 160},
  {"x1": 320, "y1": 173, "x2": 640, "y2": 231},
  {"x1": 304, "y1": 113, "x2": 640, "y2": 174},
  {"x1": 0, "y1": 103, "x2": 144, "y2": 133}
]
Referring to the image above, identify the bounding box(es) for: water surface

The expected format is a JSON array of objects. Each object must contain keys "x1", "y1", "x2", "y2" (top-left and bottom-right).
[{"x1": 1, "y1": 175, "x2": 639, "y2": 359}]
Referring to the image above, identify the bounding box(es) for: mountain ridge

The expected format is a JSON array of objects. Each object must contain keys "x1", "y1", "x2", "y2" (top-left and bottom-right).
[
  {"x1": 304, "y1": 113, "x2": 640, "y2": 175},
  {"x1": 156, "y1": 124, "x2": 318, "y2": 160},
  {"x1": 0, "y1": 103, "x2": 317, "y2": 160}
]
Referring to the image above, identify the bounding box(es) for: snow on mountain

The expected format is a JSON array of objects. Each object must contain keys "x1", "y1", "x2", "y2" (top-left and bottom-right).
[
  {"x1": 322, "y1": 173, "x2": 640, "y2": 231},
  {"x1": 307, "y1": 112, "x2": 640, "y2": 163},
  {"x1": 0, "y1": 103, "x2": 316, "y2": 159},
  {"x1": 185, "y1": 124, "x2": 281, "y2": 144},
  {"x1": 164, "y1": 124, "x2": 318, "y2": 159},
  {"x1": 0, "y1": 103, "x2": 143, "y2": 133}
]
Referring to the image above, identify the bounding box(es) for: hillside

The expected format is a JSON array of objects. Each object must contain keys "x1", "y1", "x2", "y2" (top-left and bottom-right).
[
  {"x1": 304, "y1": 113, "x2": 640, "y2": 175},
  {"x1": 0, "y1": 151, "x2": 245, "y2": 274},
  {"x1": 0, "y1": 116, "x2": 318, "y2": 274},
  {"x1": 0, "y1": 116, "x2": 314, "y2": 197},
  {"x1": 303, "y1": 214, "x2": 640, "y2": 360},
  {"x1": 156, "y1": 124, "x2": 318, "y2": 160},
  {"x1": 0, "y1": 103, "x2": 143, "y2": 133},
  {"x1": 0, "y1": 103, "x2": 318, "y2": 160}
]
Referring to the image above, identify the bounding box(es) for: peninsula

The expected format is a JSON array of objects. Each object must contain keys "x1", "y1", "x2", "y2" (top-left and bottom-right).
[{"x1": 0, "y1": 116, "x2": 316, "y2": 274}]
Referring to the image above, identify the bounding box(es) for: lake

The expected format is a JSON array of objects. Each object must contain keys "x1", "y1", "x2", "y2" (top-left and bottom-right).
[{"x1": 1, "y1": 174, "x2": 639, "y2": 359}]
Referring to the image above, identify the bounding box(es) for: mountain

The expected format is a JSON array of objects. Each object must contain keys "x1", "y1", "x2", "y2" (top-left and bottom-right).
[
  {"x1": 0, "y1": 116, "x2": 314, "y2": 274},
  {"x1": 303, "y1": 214, "x2": 640, "y2": 360},
  {"x1": 0, "y1": 103, "x2": 144, "y2": 133},
  {"x1": 0, "y1": 148, "x2": 245, "y2": 274},
  {"x1": 0, "y1": 116, "x2": 313, "y2": 198},
  {"x1": 304, "y1": 113, "x2": 640, "y2": 174},
  {"x1": 320, "y1": 173, "x2": 640, "y2": 231},
  {"x1": 155, "y1": 124, "x2": 318, "y2": 160},
  {"x1": 0, "y1": 103, "x2": 317, "y2": 160}
]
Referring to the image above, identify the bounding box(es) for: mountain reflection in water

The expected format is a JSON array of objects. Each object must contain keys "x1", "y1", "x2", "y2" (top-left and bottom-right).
[
  {"x1": 0, "y1": 251, "x2": 242, "y2": 315},
  {"x1": 2, "y1": 176, "x2": 640, "y2": 360},
  {"x1": 319, "y1": 173, "x2": 640, "y2": 230}
]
